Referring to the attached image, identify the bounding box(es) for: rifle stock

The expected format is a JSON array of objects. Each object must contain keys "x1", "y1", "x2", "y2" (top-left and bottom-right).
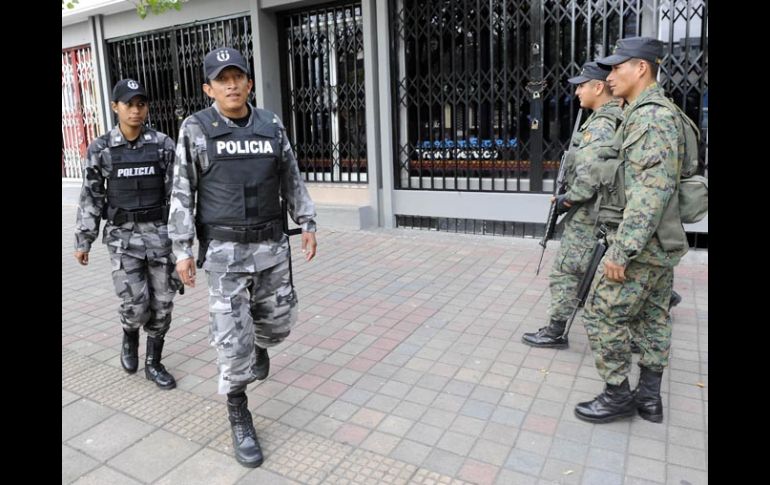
[{"x1": 560, "y1": 225, "x2": 608, "y2": 339}]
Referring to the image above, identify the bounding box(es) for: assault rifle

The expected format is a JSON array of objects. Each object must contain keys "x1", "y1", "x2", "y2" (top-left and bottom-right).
[{"x1": 535, "y1": 109, "x2": 583, "y2": 275}]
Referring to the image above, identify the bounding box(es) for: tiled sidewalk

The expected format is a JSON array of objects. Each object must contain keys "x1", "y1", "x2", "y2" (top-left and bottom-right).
[{"x1": 62, "y1": 188, "x2": 707, "y2": 485}]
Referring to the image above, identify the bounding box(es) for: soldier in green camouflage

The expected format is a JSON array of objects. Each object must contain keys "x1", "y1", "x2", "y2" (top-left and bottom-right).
[
  {"x1": 574, "y1": 37, "x2": 696, "y2": 424},
  {"x1": 169, "y1": 47, "x2": 317, "y2": 468},
  {"x1": 74, "y1": 78, "x2": 180, "y2": 390},
  {"x1": 522, "y1": 62, "x2": 622, "y2": 349}
]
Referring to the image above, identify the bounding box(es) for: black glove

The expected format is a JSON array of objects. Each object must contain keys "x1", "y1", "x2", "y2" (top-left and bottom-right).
[{"x1": 555, "y1": 194, "x2": 572, "y2": 215}]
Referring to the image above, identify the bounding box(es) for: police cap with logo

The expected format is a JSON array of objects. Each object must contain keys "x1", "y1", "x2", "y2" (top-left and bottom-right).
[
  {"x1": 112, "y1": 79, "x2": 148, "y2": 104},
  {"x1": 203, "y1": 47, "x2": 250, "y2": 81}
]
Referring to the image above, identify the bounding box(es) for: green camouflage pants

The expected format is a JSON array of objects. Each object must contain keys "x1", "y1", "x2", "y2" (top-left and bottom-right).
[
  {"x1": 548, "y1": 219, "x2": 597, "y2": 321},
  {"x1": 582, "y1": 256, "x2": 673, "y2": 385}
]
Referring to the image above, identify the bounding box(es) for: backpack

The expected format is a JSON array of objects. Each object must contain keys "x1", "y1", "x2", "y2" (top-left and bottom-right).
[{"x1": 648, "y1": 97, "x2": 708, "y2": 224}]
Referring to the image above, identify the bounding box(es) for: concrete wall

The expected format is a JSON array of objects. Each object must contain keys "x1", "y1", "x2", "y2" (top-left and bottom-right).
[
  {"x1": 101, "y1": 0, "x2": 250, "y2": 39},
  {"x1": 62, "y1": 21, "x2": 91, "y2": 49}
]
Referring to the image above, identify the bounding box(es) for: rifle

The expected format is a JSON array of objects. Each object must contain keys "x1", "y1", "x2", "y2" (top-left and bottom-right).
[
  {"x1": 561, "y1": 225, "x2": 608, "y2": 339},
  {"x1": 535, "y1": 109, "x2": 583, "y2": 275},
  {"x1": 282, "y1": 199, "x2": 303, "y2": 288}
]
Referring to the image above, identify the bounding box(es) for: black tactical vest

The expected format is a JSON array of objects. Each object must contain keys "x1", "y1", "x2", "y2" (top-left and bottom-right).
[
  {"x1": 193, "y1": 107, "x2": 283, "y2": 227},
  {"x1": 106, "y1": 140, "x2": 165, "y2": 212}
]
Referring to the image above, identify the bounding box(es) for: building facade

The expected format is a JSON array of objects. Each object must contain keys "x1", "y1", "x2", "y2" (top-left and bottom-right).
[{"x1": 62, "y1": 0, "x2": 708, "y2": 242}]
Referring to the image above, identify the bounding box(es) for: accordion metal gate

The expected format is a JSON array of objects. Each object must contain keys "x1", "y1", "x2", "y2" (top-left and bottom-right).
[
  {"x1": 106, "y1": 14, "x2": 254, "y2": 141},
  {"x1": 389, "y1": 0, "x2": 707, "y2": 194},
  {"x1": 62, "y1": 45, "x2": 104, "y2": 178},
  {"x1": 278, "y1": 2, "x2": 368, "y2": 184}
]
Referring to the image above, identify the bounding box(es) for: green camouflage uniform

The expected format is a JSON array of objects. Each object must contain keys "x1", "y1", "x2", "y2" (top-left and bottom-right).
[
  {"x1": 548, "y1": 100, "x2": 622, "y2": 321},
  {"x1": 582, "y1": 84, "x2": 688, "y2": 385}
]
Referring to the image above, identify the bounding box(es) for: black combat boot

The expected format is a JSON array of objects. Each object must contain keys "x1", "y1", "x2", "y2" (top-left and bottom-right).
[
  {"x1": 634, "y1": 367, "x2": 664, "y2": 423},
  {"x1": 144, "y1": 336, "x2": 176, "y2": 390},
  {"x1": 120, "y1": 329, "x2": 140, "y2": 374},
  {"x1": 522, "y1": 319, "x2": 568, "y2": 349},
  {"x1": 254, "y1": 347, "x2": 270, "y2": 380},
  {"x1": 575, "y1": 378, "x2": 636, "y2": 423},
  {"x1": 669, "y1": 290, "x2": 682, "y2": 309},
  {"x1": 227, "y1": 393, "x2": 264, "y2": 468}
]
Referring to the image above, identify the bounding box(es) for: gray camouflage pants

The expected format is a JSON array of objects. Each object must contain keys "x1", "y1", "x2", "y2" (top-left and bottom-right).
[
  {"x1": 207, "y1": 258, "x2": 297, "y2": 394},
  {"x1": 110, "y1": 252, "x2": 179, "y2": 338}
]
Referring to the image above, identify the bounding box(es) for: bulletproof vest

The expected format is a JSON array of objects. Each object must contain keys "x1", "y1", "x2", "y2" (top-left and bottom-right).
[
  {"x1": 106, "y1": 137, "x2": 165, "y2": 212},
  {"x1": 193, "y1": 107, "x2": 283, "y2": 227}
]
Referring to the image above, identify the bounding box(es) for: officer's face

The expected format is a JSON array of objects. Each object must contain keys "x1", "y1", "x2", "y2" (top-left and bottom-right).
[
  {"x1": 112, "y1": 97, "x2": 148, "y2": 128},
  {"x1": 203, "y1": 67, "x2": 253, "y2": 118}
]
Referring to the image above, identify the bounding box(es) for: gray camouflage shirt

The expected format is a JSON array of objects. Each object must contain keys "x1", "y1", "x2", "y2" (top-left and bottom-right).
[
  {"x1": 74, "y1": 125, "x2": 176, "y2": 259},
  {"x1": 168, "y1": 102, "x2": 317, "y2": 273}
]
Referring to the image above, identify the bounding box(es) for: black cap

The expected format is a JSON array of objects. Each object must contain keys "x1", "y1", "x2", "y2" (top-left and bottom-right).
[
  {"x1": 596, "y1": 36, "x2": 664, "y2": 67},
  {"x1": 203, "y1": 47, "x2": 250, "y2": 81},
  {"x1": 567, "y1": 61, "x2": 611, "y2": 85},
  {"x1": 112, "y1": 78, "x2": 148, "y2": 103}
]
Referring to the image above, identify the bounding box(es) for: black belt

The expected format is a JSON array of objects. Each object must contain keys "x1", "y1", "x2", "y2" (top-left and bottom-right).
[
  {"x1": 198, "y1": 219, "x2": 283, "y2": 244},
  {"x1": 110, "y1": 205, "x2": 168, "y2": 224}
]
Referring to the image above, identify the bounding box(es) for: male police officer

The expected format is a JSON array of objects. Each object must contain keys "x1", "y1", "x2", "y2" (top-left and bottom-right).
[
  {"x1": 169, "y1": 47, "x2": 317, "y2": 468},
  {"x1": 574, "y1": 37, "x2": 696, "y2": 423},
  {"x1": 74, "y1": 79, "x2": 179, "y2": 390},
  {"x1": 522, "y1": 62, "x2": 622, "y2": 349}
]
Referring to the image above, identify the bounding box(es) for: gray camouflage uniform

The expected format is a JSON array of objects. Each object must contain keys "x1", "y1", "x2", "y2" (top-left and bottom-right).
[
  {"x1": 168, "y1": 102, "x2": 316, "y2": 394},
  {"x1": 74, "y1": 125, "x2": 180, "y2": 337}
]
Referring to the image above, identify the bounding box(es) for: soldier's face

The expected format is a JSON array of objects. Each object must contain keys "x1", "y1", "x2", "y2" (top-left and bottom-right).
[
  {"x1": 606, "y1": 61, "x2": 638, "y2": 99},
  {"x1": 575, "y1": 81, "x2": 599, "y2": 109},
  {"x1": 112, "y1": 97, "x2": 148, "y2": 128},
  {"x1": 203, "y1": 67, "x2": 253, "y2": 118}
]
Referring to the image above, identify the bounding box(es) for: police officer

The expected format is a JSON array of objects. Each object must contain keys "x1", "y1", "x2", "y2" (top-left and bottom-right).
[
  {"x1": 168, "y1": 47, "x2": 317, "y2": 468},
  {"x1": 574, "y1": 37, "x2": 696, "y2": 423},
  {"x1": 522, "y1": 62, "x2": 622, "y2": 349},
  {"x1": 74, "y1": 78, "x2": 179, "y2": 390}
]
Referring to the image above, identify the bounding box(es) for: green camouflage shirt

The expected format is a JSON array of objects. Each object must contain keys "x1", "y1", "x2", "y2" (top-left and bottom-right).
[
  {"x1": 565, "y1": 99, "x2": 623, "y2": 224},
  {"x1": 605, "y1": 84, "x2": 680, "y2": 268}
]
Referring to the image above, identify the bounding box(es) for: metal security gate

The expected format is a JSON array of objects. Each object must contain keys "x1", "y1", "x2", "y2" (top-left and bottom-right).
[
  {"x1": 106, "y1": 14, "x2": 253, "y2": 140},
  {"x1": 62, "y1": 46, "x2": 104, "y2": 178},
  {"x1": 278, "y1": 2, "x2": 367, "y2": 183},
  {"x1": 389, "y1": 0, "x2": 708, "y2": 193}
]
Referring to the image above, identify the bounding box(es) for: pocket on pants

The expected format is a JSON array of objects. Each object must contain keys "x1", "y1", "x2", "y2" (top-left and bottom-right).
[
  {"x1": 110, "y1": 254, "x2": 124, "y2": 272},
  {"x1": 558, "y1": 246, "x2": 591, "y2": 275},
  {"x1": 209, "y1": 294, "x2": 233, "y2": 314}
]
